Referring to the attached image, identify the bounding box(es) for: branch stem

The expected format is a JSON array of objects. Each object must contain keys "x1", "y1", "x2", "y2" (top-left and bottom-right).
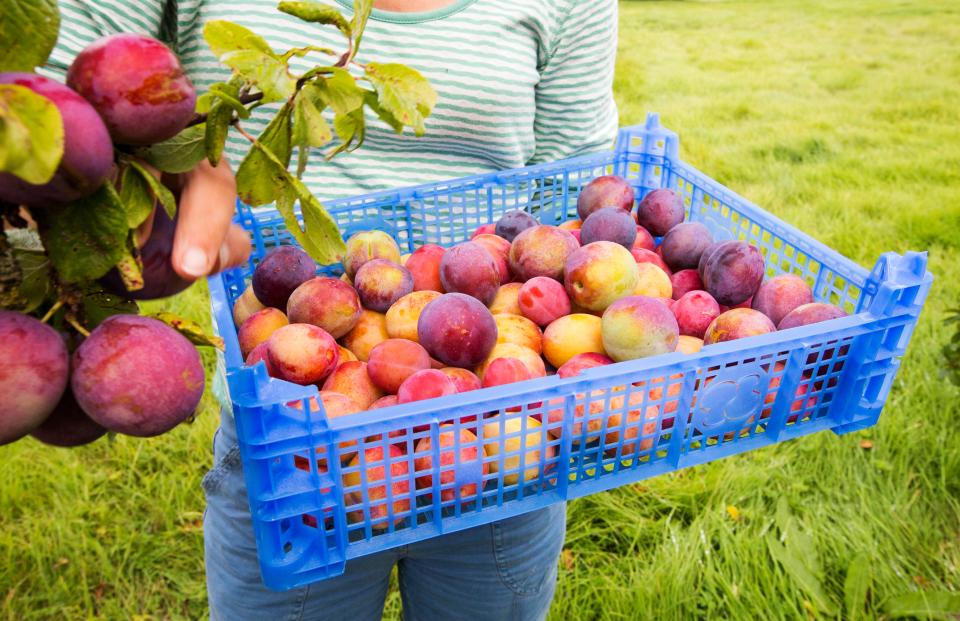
[
  {"x1": 233, "y1": 121, "x2": 257, "y2": 144},
  {"x1": 65, "y1": 314, "x2": 90, "y2": 338},
  {"x1": 187, "y1": 91, "x2": 263, "y2": 128},
  {"x1": 40, "y1": 300, "x2": 64, "y2": 324}
]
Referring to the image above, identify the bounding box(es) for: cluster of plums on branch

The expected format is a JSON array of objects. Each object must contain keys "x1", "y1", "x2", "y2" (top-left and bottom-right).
[{"x1": 1, "y1": 34, "x2": 205, "y2": 448}]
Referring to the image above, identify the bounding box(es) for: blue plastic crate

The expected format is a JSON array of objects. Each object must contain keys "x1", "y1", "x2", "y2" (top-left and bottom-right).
[{"x1": 208, "y1": 112, "x2": 933, "y2": 591}]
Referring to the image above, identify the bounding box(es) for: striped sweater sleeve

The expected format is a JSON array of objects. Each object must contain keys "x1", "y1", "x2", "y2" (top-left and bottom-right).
[{"x1": 527, "y1": 0, "x2": 619, "y2": 165}]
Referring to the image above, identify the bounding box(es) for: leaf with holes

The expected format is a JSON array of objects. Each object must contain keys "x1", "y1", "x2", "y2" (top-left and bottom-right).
[
  {"x1": 38, "y1": 184, "x2": 129, "y2": 283},
  {"x1": 12, "y1": 247, "x2": 52, "y2": 313},
  {"x1": 364, "y1": 62, "x2": 436, "y2": 136},
  {"x1": 0, "y1": 232, "x2": 51, "y2": 313},
  {"x1": 0, "y1": 233, "x2": 22, "y2": 310}
]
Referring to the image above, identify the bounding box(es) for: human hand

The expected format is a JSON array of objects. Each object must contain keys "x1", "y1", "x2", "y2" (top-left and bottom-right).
[{"x1": 143, "y1": 158, "x2": 251, "y2": 281}]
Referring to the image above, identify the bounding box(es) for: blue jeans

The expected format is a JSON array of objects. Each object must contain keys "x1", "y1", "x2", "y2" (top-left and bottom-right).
[{"x1": 202, "y1": 410, "x2": 567, "y2": 621}]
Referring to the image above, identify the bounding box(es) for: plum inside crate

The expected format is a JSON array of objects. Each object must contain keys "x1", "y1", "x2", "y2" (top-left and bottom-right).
[{"x1": 210, "y1": 112, "x2": 932, "y2": 591}]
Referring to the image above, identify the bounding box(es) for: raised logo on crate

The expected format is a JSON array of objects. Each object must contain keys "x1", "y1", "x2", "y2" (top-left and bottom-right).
[{"x1": 693, "y1": 363, "x2": 769, "y2": 435}]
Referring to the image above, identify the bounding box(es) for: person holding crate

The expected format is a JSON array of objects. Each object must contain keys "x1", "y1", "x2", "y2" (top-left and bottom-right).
[{"x1": 46, "y1": 0, "x2": 619, "y2": 618}]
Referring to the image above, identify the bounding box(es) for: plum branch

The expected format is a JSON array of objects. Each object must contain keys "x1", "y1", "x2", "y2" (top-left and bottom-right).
[
  {"x1": 0, "y1": 0, "x2": 434, "y2": 352},
  {"x1": 187, "y1": 90, "x2": 263, "y2": 128}
]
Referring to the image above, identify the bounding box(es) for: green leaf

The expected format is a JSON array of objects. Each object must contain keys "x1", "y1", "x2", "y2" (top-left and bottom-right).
[
  {"x1": 770, "y1": 500, "x2": 835, "y2": 615},
  {"x1": 203, "y1": 20, "x2": 273, "y2": 58},
  {"x1": 236, "y1": 146, "x2": 287, "y2": 206},
  {"x1": 310, "y1": 69, "x2": 368, "y2": 156},
  {"x1": 80, "y1": 287, "x2": 139, "y2": 328},
  {"x1": 364, "y1": 62, "x2": 436, "y2": 136},
  {"x1": 204, "y1": 78, "x2": 244, "y2": 166},
  {"x1": 274, "y1": 181, "x2": 345, "y2": 265},
  {"x1": 946, "y1": 309, "x2": 960, "y2": 386},
  {"x1": 281, "y1": 45, "x2": 337, "y2": 63},
  {"x1": 195, "y1": 92, "x2": 216, "y2": 115},
  {"x1": 12, "y1": 247, "x2": 52, "y2": 313},
  {"x1": 293, "y1": 88, "x2": 332, "y2": 177},
  {"x1": 204, "y1": 21, "x2": 293, "y2": 102},
  {"x1": 0, "y1": 232, "x2": 50, "y2": 312},
  {"x1": 776, "y1": 499, "x2": 821, "y2": 581},
  {"x1": 884, "y1": 592, "x2": 960, "y2": 619},
  {"x1": 152, "y1": 311, "x2": 225, "y2": 350},
  {"x1": 38, "y1": 183, "x2": 129, "y2": 283},
  {"x1": 0, "y1": 84, "x2": 64, "y2": 185},
  {"x1": 298, "y1": 185, "x2": 345, "y2": 264},
  {"x1": 118, "y1": 165, "x2": 155, "y2": 229},
  {"x1": 252, "y1": 141, "x2": 345, "y2": 264},
  {"x1": 0, "y1": 232, "x2": 23, "y2": 309},
  {"x1": 351, "y1": 0, "x2": 374, "y2": 56},
  {"x1": 115, "y1": 230, "x2": 144, "y2": 292},
  {"x1": 278, "y1": 1, "x2": 351, "y2": 36},
  {"x1": 308, "y1": 68, "x2": 364, "y2": 115},
  {"x1": 236, "y1": 103, "x2": 292, "y2": 205},
  {"x1": 262, "y1": 104, "x2": 294, "y2": 169},
  {"x1": 220, "y1": 50, "x2": 295, "y2": 102},
  {"x1": 295, "y1": 90, "x2": 333, "y2": 146},
  {"x1": 0, "y1": 0, "x2": 60, "y2": 71},
  {"x1": 766, "y1": 533, "x2": 837, "y2": 616},
  {"x1": 364, "y1": 90, "x2": 403, "y2": 133},
  {"x1": 205, "y1": 102, "x2": 233, "y2": 166},
  {"x1": 209, "y1": 83, "x2": 250, "y2": 119},
  {"x1": 128, "y1": 161, "x2": 176, "y2": 220},
  {"x1": 135, "y1": 125, "x2": 206, "y2": 174},
  {"x1": 844, "y1": 553, "x2": 872, "y2": 621},
  {"x1": 330, "y1": 106, "x2": 365, "y2": 158}
]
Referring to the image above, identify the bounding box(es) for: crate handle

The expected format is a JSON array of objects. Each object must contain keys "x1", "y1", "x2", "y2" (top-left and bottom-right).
[{"x1": 858, "y1": 251, "x2": 931, "y2": 318}]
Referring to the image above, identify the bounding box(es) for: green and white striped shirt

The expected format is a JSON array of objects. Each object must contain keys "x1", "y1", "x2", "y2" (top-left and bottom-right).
[{"x1": 45, "y1": 0, "x2": 619, "y2": 201}]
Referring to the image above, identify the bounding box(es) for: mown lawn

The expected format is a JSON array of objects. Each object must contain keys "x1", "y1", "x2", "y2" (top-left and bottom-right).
[{"x1": 2, "y1": 0, "x2": 959, "y2": 619}]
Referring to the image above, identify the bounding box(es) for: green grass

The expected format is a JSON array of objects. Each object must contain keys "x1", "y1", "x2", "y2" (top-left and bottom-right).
[{"x1": 3, "y1": 0, "x2": 960, "y2": 618}]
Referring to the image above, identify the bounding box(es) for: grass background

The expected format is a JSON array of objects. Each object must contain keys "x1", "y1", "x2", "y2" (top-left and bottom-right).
[{"x1": 2, "y1": 0, "x2": 959, "y2": 618}]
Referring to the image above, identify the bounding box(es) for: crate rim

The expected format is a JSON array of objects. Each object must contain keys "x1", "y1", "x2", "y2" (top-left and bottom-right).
[{"x1": 220, "y1": 306, "x2": 904, "y2": 431}]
